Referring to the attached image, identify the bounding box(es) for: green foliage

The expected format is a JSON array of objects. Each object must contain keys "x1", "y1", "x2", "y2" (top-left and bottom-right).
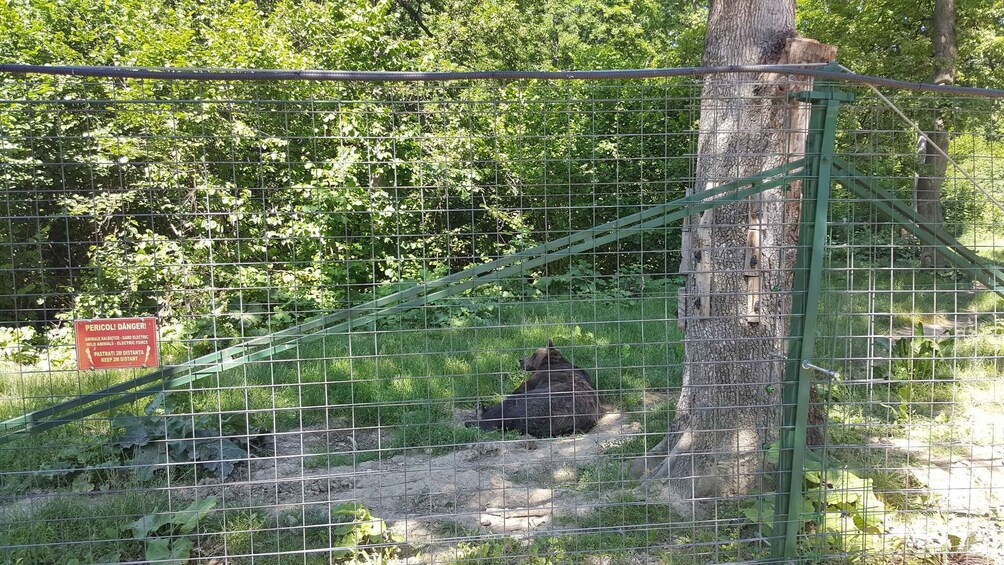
[
  {"x1": 744, "y1": 446, "x2": 892, "y2": 560},
  {"x1": 0, "y1": 325, "x2": 40, "y2": 364},
  {"x1": 799, "y1": 0, "x2": 1004, "y2": 248},
  {"x1": 38, "y1": 434, "x2": 125, "y2": 493},
  {"x1": 207, "y1": 296, "x2": 683, "y2": 434},
  {"x1": 873, "y1": 324, "x2": 952, "y2": 421},
  {"x1": 110, "y1": 393, "x2": 250, "y2": 480},
  {"x1": 0, "y1": 0, "x2": 998, "y2": 359},
  {"x1": 329, "y1": 503, "x2": 401, "y2": 563},
  {"x1": 531, "y1": 261, "x2": 682, "y2": 299},
  {"x1": 0, "y1": 0, "x2": 702, "y2": 358},
  {"x1": 35, "y1": 393, "x2": 249, "y2": 493},
  {"x1": 798, "y1": 0, "x2": 1004, "y2": 88},
  {"x1": 126, "y1": 497, "x2": 218, "y2": 565},
  {"x1": 950, "y1": 134, "x2": 1004, "y2": 229},
  {"x1": 426, "y1": 0, "x2": 704, "y2": 71},
  {"x1": 0, "y1": 492, "x2": 170, "y2": 564},
  {"x1": 0, "y1": 492, "x2": 235, "y2": 565},
  {"x1": 454, "y1": 536, "x2": 555, "y2": 564}
]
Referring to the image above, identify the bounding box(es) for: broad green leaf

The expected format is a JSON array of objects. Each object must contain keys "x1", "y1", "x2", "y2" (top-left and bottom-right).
[
  {"x1": 819, "y1": 510, "x2": 856, "y2": 535},
  {"x1": 853, "y1": 510, "x2": 885, "y2": 532},
  {"x1": 144, "y1": 392, "x2": 167, "y2": 415},
  {"x1": 171, "y1": 497, "x2": 218, "y2": 534},
  {"x1": 71, "y1": 473, "x2": 95, "y2": 493},
  {"x1": 144, "y1": 538, "x2": 172, "y2": 563},
  {"x1": 129, "y1": 444, "x2": 170, "y2": 481},
  {"x1": 128, "y1": 511, "x2": 172, "y2": 539},
  {"x1": 112, "y1": 415, "x2": 153, "y2": 449},
  {"x1": 145, "y1": 537, "x2": 192, "y2": 565},
  {"x1": 739, "y1": 496, "x2": 774, "y2": 533},
  {"x1": 193, "y1": 438, "x2": 247, "y2": 479}
]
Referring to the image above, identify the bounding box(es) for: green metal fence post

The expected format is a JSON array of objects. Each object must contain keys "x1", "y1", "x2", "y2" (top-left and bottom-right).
[{"x1": 771, "y1": 72, "x2": 854, "y2": 561}]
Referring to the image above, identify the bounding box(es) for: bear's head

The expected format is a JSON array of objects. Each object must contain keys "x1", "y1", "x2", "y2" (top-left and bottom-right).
[{"x1": 519, "y1": 338, "x2": 567, "y2": 372}]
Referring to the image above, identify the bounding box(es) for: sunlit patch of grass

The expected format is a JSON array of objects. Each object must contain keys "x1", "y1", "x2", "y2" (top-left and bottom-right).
[
  {"x1": 958, "y1": 229, "x2": 1004, "y2": 264},
  {"x1": 1, "y1": 495, "x2": 406, "y2": 565},
  {"x1": 195, "y1": 295, "x2": 685, "y2": 433},
  {"x1": 207, "y1": 507, "x2": 353, "y2": 565},
  {"x1": 0, "y1": 364, "x2": 136, "y2": 421},
  {"x1": 542, "y1": 493, "x2": 767, "y2": 563}
]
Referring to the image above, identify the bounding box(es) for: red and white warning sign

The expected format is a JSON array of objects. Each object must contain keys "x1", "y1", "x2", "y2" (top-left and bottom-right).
[{"x1": 74, "y1": 317, "x2": 159, "y2": 370}]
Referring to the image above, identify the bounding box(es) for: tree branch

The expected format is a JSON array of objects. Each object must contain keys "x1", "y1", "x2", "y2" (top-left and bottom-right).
[{"x1": 394, "y1": 0, "x2": 434, "y2": 39}]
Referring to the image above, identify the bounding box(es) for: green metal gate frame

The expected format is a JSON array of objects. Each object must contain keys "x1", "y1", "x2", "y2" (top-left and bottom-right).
[
  {"x1": 771, "y1": 79, "x2": 1004, "y2": 560},
  {"x1": 4, "y1": 71, "x2": 1004, "y2": 561}
]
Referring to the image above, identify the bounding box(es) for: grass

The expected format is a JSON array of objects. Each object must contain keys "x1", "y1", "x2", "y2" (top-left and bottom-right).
[
  {"x1": 813, "y1": 250, "x2": 1004, "y2": 434},
  {"x1": 797, "y1": 249, "x2": 1004, "y2": 562},
  {"x1": 452, "y1": 496, "x2": 768, "y2": 564},
  {"x1": 0, "y1": 491, "x2": 169, "y2": 564},
  {"x1": 0, "y1": 494, "x2": 401, "y2": 565},
  {"x1": 191, "y1": 294, "x2": 685, "y2": 433},
  {"x1": 0, "y1": 292, "x2": 684, "y2": 492},
  {"x1": 0, "y1": 290, "x2": 691, "y2": 563}
]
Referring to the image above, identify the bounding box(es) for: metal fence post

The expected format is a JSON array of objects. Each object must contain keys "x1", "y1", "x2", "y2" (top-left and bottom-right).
[{"x1": 771, "y1": 74, "x2": 853, "y2": 561}]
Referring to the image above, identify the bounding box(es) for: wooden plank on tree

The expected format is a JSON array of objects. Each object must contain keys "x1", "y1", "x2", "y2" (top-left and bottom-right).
[
  {"x1": 745, "y1": 272, "x2": 762, "y2": 325},
  {"x1": 744, "y1": 224, "x2": 762, "y2": 277},
  {"x1": 779, "y1": 37, "x2": 838, "y2": 264},
  {"x1": 677, "y1": 286, "x2": 687, "y2": 330},
  {"x1": 693, "y1": 210, "x2": 712, "y2": 318}
]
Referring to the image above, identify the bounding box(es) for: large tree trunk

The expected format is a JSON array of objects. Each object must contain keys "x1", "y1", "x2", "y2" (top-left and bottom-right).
[
  {"x1": 630, "y1": 0, "x2": 834, "y2": 516},
  {"x1": 916, "y1": 0, "x2": 957, "y2": 268}
]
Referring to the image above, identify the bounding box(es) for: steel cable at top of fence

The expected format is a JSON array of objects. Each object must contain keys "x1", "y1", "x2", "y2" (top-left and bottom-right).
[{"x1": 4, "y1": 62, "x2": 1004, "y2": 98}]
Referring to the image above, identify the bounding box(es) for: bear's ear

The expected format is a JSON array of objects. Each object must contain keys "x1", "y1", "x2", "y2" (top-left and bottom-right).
[{"x1": 547, "y1": 338, "x2": 555, "y2": 349}]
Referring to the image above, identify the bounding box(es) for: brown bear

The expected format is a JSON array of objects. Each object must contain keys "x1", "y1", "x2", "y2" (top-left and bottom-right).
[{"x1": 467, "y1": 339, "x2": 600, "y2": 438}]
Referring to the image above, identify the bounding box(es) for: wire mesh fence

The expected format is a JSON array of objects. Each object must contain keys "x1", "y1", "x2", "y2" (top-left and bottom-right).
[{"x1": 0, "y1": 67, "x2": 1001, "y2": 564}]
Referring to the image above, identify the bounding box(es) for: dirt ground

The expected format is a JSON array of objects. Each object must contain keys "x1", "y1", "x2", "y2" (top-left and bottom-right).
[
  {"x1": 876, "y1": 437, "x2": 1004, "y2": 562},
  {"x1": 186, "y1": 410, "x2": 642, "y2": 562},
  {"x1": 5, "y1": 402, "x2": 1003, "y2": 563}
]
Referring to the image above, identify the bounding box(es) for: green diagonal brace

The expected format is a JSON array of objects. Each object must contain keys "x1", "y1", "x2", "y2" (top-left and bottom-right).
[
  {"x1": 832, "y1": 157, "x2": 1004, "y2": 298},
  {"x1": 0, "y1": 158, "x2": 806, "y2": 442}
]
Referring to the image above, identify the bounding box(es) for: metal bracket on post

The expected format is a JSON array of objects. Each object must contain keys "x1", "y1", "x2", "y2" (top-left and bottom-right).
[
  {"x1": 771, "y1": 67, "x2": 853, "y2": 561},
  {"x1": 801, "y1": 360, "x2": 840, "y2": 380}
]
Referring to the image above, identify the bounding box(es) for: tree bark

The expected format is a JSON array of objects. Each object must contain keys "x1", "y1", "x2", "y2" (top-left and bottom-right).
[
  {"x1": 917, "y1": 0, "x2": 957, "y2": 268},
  {"x1": 629, "y1": 0, "x2": 835, "y2": 516}
]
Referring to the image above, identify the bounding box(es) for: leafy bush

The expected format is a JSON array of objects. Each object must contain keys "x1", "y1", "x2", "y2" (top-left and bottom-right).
[
  {"x1": 110, "y1": 393, "x2": 250, "y2": 480},
  {"x1": 38, "y1": 434, "x2": 125, "y2": 493},
  {"x1": 0, "y1": 325, "x2": 39, "y2": 365},
  {"x1": 125, "y1": 497, "x2": 218, "y2": 565},
  {"x1": 330, "y1": 503, "x2": 401, "y2": 563},
  {"x1": 38, "y1": 393, "x2": 250, "y2": 491},
  {"x1": 873, "y1": 324, "x2": 952, "y2": 421},
  {"x1": 742, "y1": 446, "x2": 891, "y2": 560}
]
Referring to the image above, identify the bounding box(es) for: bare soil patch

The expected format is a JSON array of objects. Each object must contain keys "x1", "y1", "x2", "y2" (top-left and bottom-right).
[{"x1": 185, "y1": 411, "x2": 641, "y2": 561}]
